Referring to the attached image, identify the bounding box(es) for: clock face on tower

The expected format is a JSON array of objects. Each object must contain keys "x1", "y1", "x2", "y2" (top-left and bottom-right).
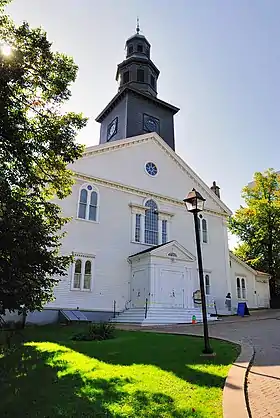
[
  {"x1": 143, "y1": 114, "x2": 160, "y2": 134},
  {"x1": 107, "y1": 117, "x2": 118, "y2": 141}
]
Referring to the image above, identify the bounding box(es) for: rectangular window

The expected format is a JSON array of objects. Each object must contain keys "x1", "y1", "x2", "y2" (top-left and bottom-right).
[
  {"x1": 137, "y1": 69, "x2": 145, "y2": 82},
  {"x1": 89, "y1": 206, "x2": 96, "y2": 221},
  {"x1": 241, "y1": 278, "x2": 246, "y2": 299},
  {"x1": 137, "y1": 44, "x2": 143, "y2": 53},
  {"x1": 78, "y1": 204, "x2": 86, "y2": 220},
  {"x1": 162, "y1": 220, "x2": 167, "y2": 244},
  {"x1": 151, "y1": 75, "x2": 155, "y2": 88},
  {"x1": 128, "y1": 45, "x2": 133, "y2": 54},
  {"x1": 123, "y1": 71, "x2": 129, "y2": 84},
  {"x1": 237, "y1": 277, "x2": 241, "y2": 299},
  {"x1": 135, "y1": 214, "x2": 141, "y2": 242},
  {"x1": 73, "y1": 272, "x2": 82, "y2": 289},
  {"x1": 205, "y1": 274, "x2": 210, "y2": 295},
  {"x1": 202, "y1": 219, "x2": 208, "y2": 243}
]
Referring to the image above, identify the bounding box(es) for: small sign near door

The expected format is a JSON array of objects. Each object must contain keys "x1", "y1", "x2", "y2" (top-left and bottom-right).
[{"x1": 193, "y1": 289, "x2": 202, "y2": 305}]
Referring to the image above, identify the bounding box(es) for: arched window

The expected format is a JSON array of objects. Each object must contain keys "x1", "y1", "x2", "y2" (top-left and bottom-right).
[
  {"x1": 73, "y1": 259, "x2": 82, "y2": 289},
  {"x1": 78, "y1": 185, "x2": 99, "y2": 222},
  {"x1": 236, "y1": 277, "x2": 241, "y2": 299},
  {"x1": 72, "y1": 256, "x2": 94, "y2": 291},
  {"x1": 202, "y1": 219, "x2": 208, "y2": 243},
  {"x1": 144, "y1": 199, "x2": 158, "y2": 245},
  {"x1": 89, "y1": 191, "x2": 98, "y2": 221},
  {"x1": 84, "y1": 260, "x2": 92, "y2": 290},
  {"x1": 198, "y1": 217, "x2": 208, "y2": 244},
  {"x1": 205, "y1": 274, "x2": 210, "y2": 295},
  {"x1": 78, "y1": 189, "x2": 87, "y2": 219},
  {"x1": 241, "y1": 278, "x2": 246, "y2": 299}
]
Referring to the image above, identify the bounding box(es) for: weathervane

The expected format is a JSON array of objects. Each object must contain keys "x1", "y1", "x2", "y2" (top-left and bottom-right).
[{"x1": 136, "y1": 17, "x2": 140, "y2": 34}]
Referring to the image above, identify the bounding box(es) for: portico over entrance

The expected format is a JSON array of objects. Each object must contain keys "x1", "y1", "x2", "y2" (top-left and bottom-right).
[{"x1": 128, "y1": 241, "x2": 197, "y2": 309}]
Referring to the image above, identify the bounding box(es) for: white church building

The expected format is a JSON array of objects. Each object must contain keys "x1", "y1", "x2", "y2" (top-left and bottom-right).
[{"x1": 19, "y1": 28, "x2": 271, "y2": 325}]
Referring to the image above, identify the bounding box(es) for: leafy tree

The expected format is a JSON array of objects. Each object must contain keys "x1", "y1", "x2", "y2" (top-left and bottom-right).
[
  {"x1": 229, "y1": 169, "x2": 280, "y2": 296},
  {"x1": 0, "y1": 0, "x2": 87, "y2": 314}
]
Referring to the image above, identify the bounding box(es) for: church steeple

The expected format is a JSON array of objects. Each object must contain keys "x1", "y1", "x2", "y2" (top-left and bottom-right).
[
  {"x1": 96, "y1": 25, "x2": 179, "y2": 150},
  {"x1": 116, "y1": 24, "x2": 159, "y2": 97}
]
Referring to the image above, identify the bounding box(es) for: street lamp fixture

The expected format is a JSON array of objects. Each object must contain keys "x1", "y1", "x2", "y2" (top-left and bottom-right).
[
  {"x1": 183, "y1": 188, "x2": 205, "y2": 212},
  {"x1": 183, "y1": 188, "x2": 213, "y2": 355}
]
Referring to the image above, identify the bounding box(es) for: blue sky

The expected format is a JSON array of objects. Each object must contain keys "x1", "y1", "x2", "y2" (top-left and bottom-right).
[{"x1": 6, "y1": 1, "x2": 280, "y2": 227}]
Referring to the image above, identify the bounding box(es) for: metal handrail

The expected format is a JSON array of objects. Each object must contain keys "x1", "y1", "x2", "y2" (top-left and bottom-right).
[{"x1": 144, "y1": 298, "x2": 148, "y2": 318}]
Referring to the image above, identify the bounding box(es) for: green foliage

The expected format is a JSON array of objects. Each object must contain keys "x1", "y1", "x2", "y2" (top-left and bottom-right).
[
  {"x1": 0, "y1": 3, "x2": 87, "y2": 312},
  {"x1": 229, "y1": 169, "x2": 280, "y2": 294},
  {"x1": 72, "y1": 322, "x2": 116, "y2": 341}
]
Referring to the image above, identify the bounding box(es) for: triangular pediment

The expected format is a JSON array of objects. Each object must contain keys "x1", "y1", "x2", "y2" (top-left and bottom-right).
[
  {"x1": 129, "y1": 240, "x2": 196, "y2": 262},
  {"x1": 151, "y1": 240, "x2": 196, "y2": 261},
  {"x1": 71, "y1": 133, "x2": 231, "y2": 216}
]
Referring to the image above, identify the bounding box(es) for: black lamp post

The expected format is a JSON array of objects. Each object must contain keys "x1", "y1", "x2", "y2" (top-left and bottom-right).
[{"x1": 183, "y1": 188, "x2": 213, "y2": 354}]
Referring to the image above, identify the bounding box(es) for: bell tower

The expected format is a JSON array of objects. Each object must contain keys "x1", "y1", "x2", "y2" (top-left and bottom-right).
[
  {"x1": 96, "y1": 22, "x2": 179, "y2": 150},
  {"x1": 116, "y1": 19, "x2": 159, "y2": 97}
]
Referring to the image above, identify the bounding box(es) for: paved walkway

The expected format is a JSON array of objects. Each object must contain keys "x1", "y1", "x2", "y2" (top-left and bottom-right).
[{"x1": 119, "y1": 310, "x2": 280, "y2": 417}]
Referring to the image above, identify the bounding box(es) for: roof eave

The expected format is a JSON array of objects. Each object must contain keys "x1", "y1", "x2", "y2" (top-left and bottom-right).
[
  {"x1": 95, "y1": 87, "x2": 179, "y2": 123},
  {"x1": 229, "y1": 251, "x2": 270, "y2": 277},
  {"x1": 116, "y1": 57, "x2": 160, "y2": 77}
]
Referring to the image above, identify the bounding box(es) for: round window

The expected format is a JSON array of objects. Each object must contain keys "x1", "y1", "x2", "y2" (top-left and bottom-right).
[{"x1": 145, "y1": 162, "x2": 158, "y2": 177}]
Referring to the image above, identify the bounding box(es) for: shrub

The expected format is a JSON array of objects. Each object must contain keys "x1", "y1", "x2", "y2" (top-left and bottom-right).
[
  {"x1": 72, "y1": 321, "x2": 116, "y2": 341},
  {"x1": 0, "y1": 323, "x2": 25, "y2": 355}
]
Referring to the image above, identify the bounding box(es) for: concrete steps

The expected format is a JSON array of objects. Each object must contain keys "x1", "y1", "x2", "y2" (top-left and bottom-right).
[{"x1": 111, "y1": 306, "x2": 216, "y2": 325}]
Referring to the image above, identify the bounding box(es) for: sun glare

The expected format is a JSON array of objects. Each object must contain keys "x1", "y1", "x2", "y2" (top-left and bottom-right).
[{"x1": 1, "y1": 44, "x2": 12, "y2": 57}]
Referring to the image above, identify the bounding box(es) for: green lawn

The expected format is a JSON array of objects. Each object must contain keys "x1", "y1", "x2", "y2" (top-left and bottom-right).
[{"x1": 0, "y1": 325, "x2": 239, "y2": 418}]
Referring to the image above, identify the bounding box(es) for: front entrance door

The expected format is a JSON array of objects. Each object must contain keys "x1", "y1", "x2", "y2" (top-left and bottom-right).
[
  {"x1": 131, "y1": 269, "x2": 148, "y2": 308},
  {"x1": 158, "y1": 269, "x2": 185, "y2": 307},
  {"x1": 256, "y1": 280, "x2": 270, "y2": 308}
]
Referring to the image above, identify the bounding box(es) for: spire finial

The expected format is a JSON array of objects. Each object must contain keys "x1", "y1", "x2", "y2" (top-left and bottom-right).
[{"x1": 136, "y1": 17, "x2": 140, "y2": 34}]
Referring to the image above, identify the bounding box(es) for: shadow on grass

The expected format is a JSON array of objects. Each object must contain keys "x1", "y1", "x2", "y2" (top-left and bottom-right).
[
  {"x1": 62, "y1": 329, "x2": 240, "y2": 390},
  {"x1": 0, "y1": 342, "x2": 205, "y2": 418}
]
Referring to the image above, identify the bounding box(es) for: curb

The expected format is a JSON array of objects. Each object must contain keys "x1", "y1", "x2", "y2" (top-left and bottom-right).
[
  {"x1": 221, "y1": 339, "x2": 254, "y2": 418},
  {"x1": 215, "y1": 316, "x2": 280, "y2": 325},
  {"x1": 181, "y1": 333, "x2": 254, "y2": 418},
  {"x1": 244, "y1": 346, "x2": 255, "y2": 418}
]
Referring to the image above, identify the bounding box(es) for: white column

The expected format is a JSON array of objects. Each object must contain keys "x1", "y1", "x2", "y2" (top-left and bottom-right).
[
  {"x1": 166, "y1": 220, "x2": 170, "y2": 241},
  {"x1": 158, "y1": 218, "x2": 162, "y2": 244},
  {"x1": 150, "y1": 262, "x2": 156, "y2": 304},
  {"x1": 140, "y1": 213, "x2": 145, "y2": 243}
]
